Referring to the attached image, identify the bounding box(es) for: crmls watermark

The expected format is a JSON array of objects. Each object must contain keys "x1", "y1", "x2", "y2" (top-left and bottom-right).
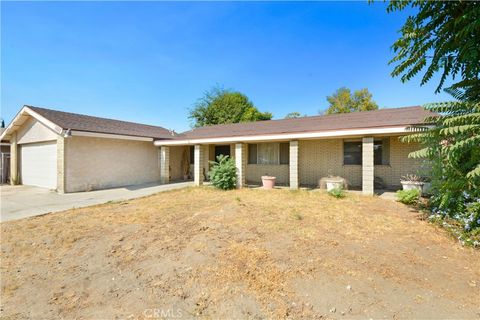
[{"x1": 143, "y1": 308, "x2": 183, "y2": 319}]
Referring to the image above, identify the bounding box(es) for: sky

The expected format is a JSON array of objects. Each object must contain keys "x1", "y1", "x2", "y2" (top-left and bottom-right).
[{"x1": 1, "y1": 1, "x2": 451, "y2": 132}]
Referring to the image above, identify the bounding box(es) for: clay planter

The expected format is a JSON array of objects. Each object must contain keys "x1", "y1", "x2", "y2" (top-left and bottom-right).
[{"x1": 261, "y1": 176, "x2": 276, "y2": 189}]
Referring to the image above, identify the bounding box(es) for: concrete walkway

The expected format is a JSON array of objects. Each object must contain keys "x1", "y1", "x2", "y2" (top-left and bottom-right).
[{"x1": 0, "y1": 182, "x2": 194, "y2": 222}]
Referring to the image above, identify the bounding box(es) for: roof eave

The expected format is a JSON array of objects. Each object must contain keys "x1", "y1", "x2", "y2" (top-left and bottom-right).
[
  {"x1": 154, "y1": 125, "x2": 417, "y2": 146},
  {"x1": 0, "y1": 106, "x2": 64, "y2": 141}
]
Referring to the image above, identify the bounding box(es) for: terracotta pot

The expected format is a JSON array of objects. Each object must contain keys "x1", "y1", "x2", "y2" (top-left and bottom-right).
[{"x1": 261, "y1": 176, "x2": 276, "y2": 189}]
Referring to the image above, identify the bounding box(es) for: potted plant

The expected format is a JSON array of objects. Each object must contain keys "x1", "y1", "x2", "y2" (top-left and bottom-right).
[
  {"x1": 400, "y1": 174, "x2": 424, "y2": 193},
  {"x1": 261, "y1": 175, "x2": 276, "y2": 189}
]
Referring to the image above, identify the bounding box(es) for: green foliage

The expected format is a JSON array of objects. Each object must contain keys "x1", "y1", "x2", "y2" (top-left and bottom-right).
[
  {"x1": 189, "y1": 86, "x2": 272, "y2": 127},
  {"x1": 387, "y1": 1, "x2": 480, "y2": 102},
  {"x1": 396, "y1": 188, "x2": 421, "y2": 205},
  {"x1": 208, "y1": 155, "x2": 237, "y2": 190},
  {"x1": 402, "y1": 101, "x2": 480, "y2": 235},
  {"x1": 328, "y1": 187, "x2": 346, "y2": 199},
  {"x1": 284, "y1": 112, "x2": 306, "y2": 119},
  {"x1": 324, "y1": 87, "x2": 378, "y2": 114}
]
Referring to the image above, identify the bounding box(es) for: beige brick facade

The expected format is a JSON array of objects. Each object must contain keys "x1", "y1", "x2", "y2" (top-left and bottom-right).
[
  {"x1": 160, "y1": 146, "x2": 170, "y2": 184},
  {"x1": 194, "y1": 144, "x2": 204, "y2": 186},
  {"x1": 296, "y1": 136, "x2": 421, "y2": 189},
  {"x1": 56, "y1": 136, "x2": 66, "y2": 193},
  {"x1": 289, "y1": 140, "x2": 299, "y2": 189},
  {"x1": 235, "y1": 143, "x2": 246, "y2": 188},
  {"x1": 65, "y1": 136, "x2": 160, "y2": 192},
  {"x1": 9, "y1": 132, "x2": 18, "y2": 185},
  {"x1": 362, "y1": 137, "x2": 374, "y2": 195}
]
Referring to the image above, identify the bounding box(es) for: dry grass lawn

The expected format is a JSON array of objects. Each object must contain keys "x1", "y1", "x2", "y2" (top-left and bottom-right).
[{"x1": 1, "y1": 187, "x2": 479, "y2": 319}]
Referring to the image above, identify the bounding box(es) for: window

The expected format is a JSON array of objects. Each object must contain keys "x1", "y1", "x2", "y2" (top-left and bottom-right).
[
  {"x1": 189, "y1": 146, "x2": 194, "y2": 164},
  {"x1": 374, "y1": 138, "x2": 390, "y2": 165},
  {"x1": 214, "y1": 145, "x2": 230, "y2": 159},
  {"x1": 247, "y1": 142, "x2": 289, "y2": 165},
  {"x1": 279, "y1": 143, "x2": 289, "y2": 164},
  {"x1": 343, "y1": 138, "x2": 390, "y2": 165},
  {"x1": 248, "y1": 144, "x2": 257, "y2": 164},
  {"x1": 343, "y1": 141, "x2": 362, "y2": 165}
]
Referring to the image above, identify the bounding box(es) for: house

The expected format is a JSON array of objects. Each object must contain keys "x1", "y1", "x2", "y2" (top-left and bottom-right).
[{"x1": 0, "y1": 105, "x2": 435, "y2": 194}]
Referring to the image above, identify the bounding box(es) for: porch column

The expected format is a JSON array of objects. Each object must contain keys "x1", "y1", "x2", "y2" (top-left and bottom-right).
[
  {"x1": 289, "y1": 140, "x2": 299, "y2": 189},
  {"x1": 235, "y1": 143, "x2": 246, "y2": 188},
  {"x1": 160, "y1": 146, "x2": 170, "y2": 184},
  {"x1": 194, "y1": 144, "x2": 204, "y2": 186},
  {"x1": 9, "y1": 132, "x2": 18, "y2": 185},
  {"x1": 362, "y1": 137, "x2": 374, "y2": 195}
]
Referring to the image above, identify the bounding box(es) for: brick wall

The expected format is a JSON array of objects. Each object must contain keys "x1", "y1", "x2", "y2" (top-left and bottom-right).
[{"x1": 297, "y1": 137, "x2": 423, "y2": 189}]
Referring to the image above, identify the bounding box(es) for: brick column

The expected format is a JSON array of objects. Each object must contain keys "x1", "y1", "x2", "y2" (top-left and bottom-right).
[
  {"x1": 362, "y1": 137, "x2": 374, "y2": 195},
  {"x1": 235, "y1": 143, "x2": 246, "y2": 188},
  {"x1": 289, "y1": 140, "x2": 299, "y2": 189},
  {"x1": 9, "y1": 132, "x2": 18, "y2": 185},
  {"x1": 194, "y1": 144, "x2": 204, "y2": 186},
  {"x1": 57, "y1": 136, "x2": 66, "y2": 193},
  {"x1": 160, "y1": 146, "x2": 170, "y2": 184}
]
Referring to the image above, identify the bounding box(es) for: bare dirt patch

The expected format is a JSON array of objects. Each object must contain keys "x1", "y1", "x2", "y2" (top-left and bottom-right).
[{"x1": 1, "y1": 187, "x2": 479, "y2": 319}]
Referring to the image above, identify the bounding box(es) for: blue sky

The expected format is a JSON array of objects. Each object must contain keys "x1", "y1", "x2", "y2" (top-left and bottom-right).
[{"x1": 1, "y1": 1, "x2": 450, "y2": 132}]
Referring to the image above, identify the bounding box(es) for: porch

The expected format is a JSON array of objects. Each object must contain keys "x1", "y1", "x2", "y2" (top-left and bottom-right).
[{"x1": 157, "y1": 136, "x2": 422, "y2": 195}]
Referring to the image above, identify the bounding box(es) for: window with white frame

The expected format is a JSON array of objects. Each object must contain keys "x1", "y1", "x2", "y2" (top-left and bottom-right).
[{"x1": 248, "y1": 143, "x2": 289, "y2": 165}]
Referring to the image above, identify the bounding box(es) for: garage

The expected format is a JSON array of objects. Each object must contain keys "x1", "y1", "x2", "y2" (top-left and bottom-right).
[{"x1": 20, "y1": 141, "x2": 57, "y2": 189}]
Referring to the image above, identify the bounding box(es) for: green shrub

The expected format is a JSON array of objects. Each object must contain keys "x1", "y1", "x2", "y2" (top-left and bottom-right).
[
  {"x1": 328, "y1": 187, "x2": 345, "y2": 199},
  {"x1": 208, "y1": 155, "x2": 237, "y2": 190},
  {"x1": 396, "y1": 188, "x2": 421, "y2": 205}
]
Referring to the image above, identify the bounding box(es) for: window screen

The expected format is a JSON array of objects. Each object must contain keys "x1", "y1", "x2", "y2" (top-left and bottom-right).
[
  {"x1": 279, "y1": 143, "x2": 289, "y2": 164},
  {"x1": 343, "y1": 141, "x2": 362, "y2": 165},
  {"x1": 374, "y1": 138, "x2": 390, "y2": 165},
  {"x1": 248, "y1": 144, "x2": 257, "y2": 164},
  {"x1": 258, "y1": 143, "x2": 279, "y2": 165}
]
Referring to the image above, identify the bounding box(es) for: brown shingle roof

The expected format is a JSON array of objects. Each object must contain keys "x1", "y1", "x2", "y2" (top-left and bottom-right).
[
  {"x1": 28, "y1": 106, "x2": 175, "y2": 139},
  {"x1": 176, "y1": 106, "x2": 436, "y2": 140}
]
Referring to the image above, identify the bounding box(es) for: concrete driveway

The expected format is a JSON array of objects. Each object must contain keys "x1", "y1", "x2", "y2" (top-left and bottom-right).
[{"x1": 0, "y1": 181, "x2": 194, "y2": 222}]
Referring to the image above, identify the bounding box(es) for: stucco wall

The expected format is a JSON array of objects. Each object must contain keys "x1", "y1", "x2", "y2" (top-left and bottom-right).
[
  {"x1": 64, "y1": 136, "x2": 160, "y2": 192},
  {"x1": 17, "y1": 117, "x2": 58, "y2": 145}
]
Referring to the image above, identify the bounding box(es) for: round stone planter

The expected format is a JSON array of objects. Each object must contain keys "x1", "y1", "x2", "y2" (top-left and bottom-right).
[
  {"x1": 400, "y1": 180, "x2": 424, "y2": 193},
  {"x1": 325, "y1": 179, "x2": 343, "y2": 191},
  {"x1": 261, "y1": 176, "x2": 276, "y2": 189}
]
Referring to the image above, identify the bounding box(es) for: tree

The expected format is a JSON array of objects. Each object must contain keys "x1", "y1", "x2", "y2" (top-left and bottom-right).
[
  {"x1": 387, "y1": 1, "x2": 480, "y2": 102},
  {"x1": 388, "y1": 1, "x2": 480, "y2": 240},
  {"x1": 284, "y1": 112, "x2": 306, "y2": 119},
  {"x1": 401, "y1": 101, "x2": 480, "y2": 233},
  {"x1": 189, "y1": 86, "x2": 272, "y2": 127},
  {"x1": 324, "y1": 87, "x2": 378, "y2": 114}
]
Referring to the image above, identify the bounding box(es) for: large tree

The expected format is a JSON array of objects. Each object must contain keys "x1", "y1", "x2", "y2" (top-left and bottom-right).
[
  {"x1": 324, "y1": 87, "x2": 378, "y2": 114},
  {"x1": 389, "y1": 1, "x2": 480, "y2": 237},
  {"x1": 189, "y1": 86, "x2": 272, "y2": 127},
  {"x1": 388, "y1": 0, "x2": 480, "y2": 102}
]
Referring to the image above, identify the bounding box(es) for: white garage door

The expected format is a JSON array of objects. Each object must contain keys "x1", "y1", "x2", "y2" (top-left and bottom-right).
[{"x1": 21, "y1": 141, "x2": 57, "y2": 189}]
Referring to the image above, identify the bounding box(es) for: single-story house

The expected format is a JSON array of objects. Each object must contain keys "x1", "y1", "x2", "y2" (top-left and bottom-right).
[{"x1": 0, "y1": 105, "x2": 434, "y2": 194}]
